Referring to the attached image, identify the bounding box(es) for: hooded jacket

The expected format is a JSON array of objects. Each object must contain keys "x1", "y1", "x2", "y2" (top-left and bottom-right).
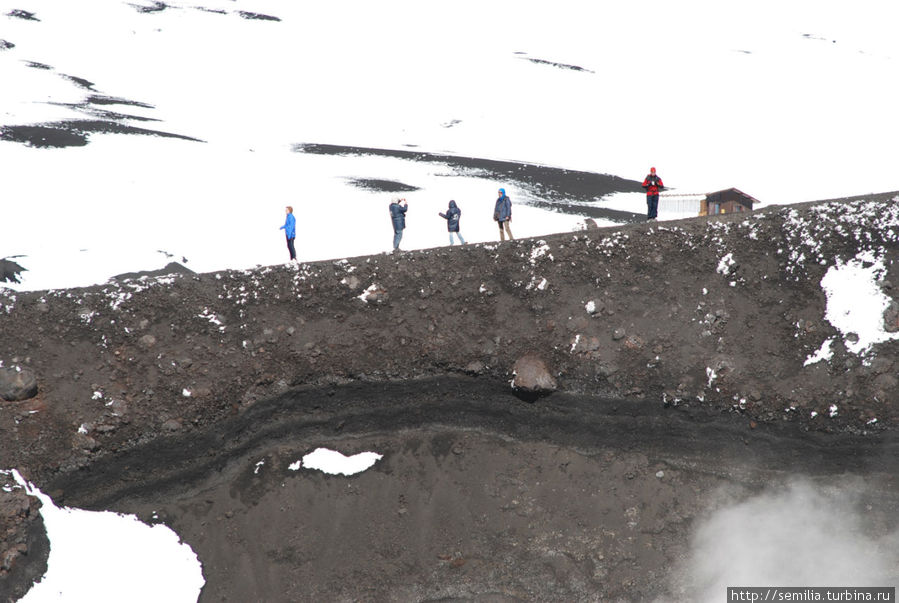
[
  {"x1": 439, "y1": 200, "x2": 462, "y2": 232},
  {"x1": 494, "y1": 193, "x2": 512, "y2": 222},
  {"x1": 389, "y1": 200, "x2": 408, "y2": 231}
]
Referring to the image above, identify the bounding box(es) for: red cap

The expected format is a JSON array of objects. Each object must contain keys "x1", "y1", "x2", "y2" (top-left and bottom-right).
[{"x1": 650, "y1": 167, "x2": 656, "y2": 173}]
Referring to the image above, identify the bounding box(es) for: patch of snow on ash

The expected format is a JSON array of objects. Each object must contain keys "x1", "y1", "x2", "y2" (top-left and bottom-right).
[
  {"x1": 529, "y1": 241, "x2": 553, "y2": 264},
  {"x1": 300, "y1": 448, "x2": 383, "y2": 476},
  {"x1": 357, "y1": 283, "x2": 380, "y2": 302},
  {"x1": 819, "y1": 251, "x2": 899, "y2": 355},
  {"x1": 570, "y1": 334, "x2": 581, "y2": 354},
  {"x1": 9, "y1": 469, "x2": 204, "y2": 602},
  {"x1": 716, "y1": 253, "x2": 735, "y2": 275},
  {"x1": 804, "y1": 338, "x2": 834, "y2": 366},
  {"x1": 198, "y1": 307, "x2": 225, "y2": 332},
  {"x1": 706, "y1": 367, "x2": 717, "y2": 387}
]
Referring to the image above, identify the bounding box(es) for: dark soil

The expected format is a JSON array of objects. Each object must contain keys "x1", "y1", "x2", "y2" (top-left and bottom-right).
[{"x1": 1, "y1": 194, "x2": 898, "y2": 601}]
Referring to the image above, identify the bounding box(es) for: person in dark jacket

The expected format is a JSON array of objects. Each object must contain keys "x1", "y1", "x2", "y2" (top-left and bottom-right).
[
  {"x1": 438, "y1": 200, "x2": 466, "y2": 245},
  {"x1": 279, "y1": 205, "x2": 297, "y2": 261},
  {"x1": 642, "y1": 167, "x2": 664, "y2": 220},
  {"x1": 389, "y1": 197, "x2": 408, "y2": 251},
  {"x1": 494, "y1": 188, "x2": 513, "y2": 241}
]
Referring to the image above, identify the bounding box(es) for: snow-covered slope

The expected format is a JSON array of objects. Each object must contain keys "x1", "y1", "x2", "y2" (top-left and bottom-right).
[{"x1": 2, "y1": 1, "x2": 897, "y2": 291}]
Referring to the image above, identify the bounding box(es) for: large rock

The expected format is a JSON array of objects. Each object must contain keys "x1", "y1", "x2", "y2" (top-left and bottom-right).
[
  {"x1": 511, "y1": 354, "x2": 557, "y2": 396},
  {"x1": 0, "y1": 368, "x2": 38, "y2": 402}
]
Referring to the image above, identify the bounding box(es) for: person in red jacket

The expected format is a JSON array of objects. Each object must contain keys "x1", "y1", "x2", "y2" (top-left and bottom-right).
[{"x1": 642, "y1": 167, "x2": 664, "y2": 220}]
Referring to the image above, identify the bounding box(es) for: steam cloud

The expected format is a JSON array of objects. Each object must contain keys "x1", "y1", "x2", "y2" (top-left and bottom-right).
[{"x1": 669, "y1": 479, "x2": 899, "y2": 601}]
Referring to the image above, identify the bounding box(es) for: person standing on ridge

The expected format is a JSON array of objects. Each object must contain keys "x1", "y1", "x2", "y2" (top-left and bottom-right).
[
  {"x1": 279, "y1": 205, "x2": 297, "y2": 261},
  {"x1": 494, "y1": 188, "x2": 513, "y2": 241},
  {"x1": 642, "y1": 167, "x2": 664, "y2": 220},
  {"x1": 389, "y1": 197, "x2": 408, "y2": 252},
  {"x1": 438, "y1": 200, "x2": 466, "y2": 245}
]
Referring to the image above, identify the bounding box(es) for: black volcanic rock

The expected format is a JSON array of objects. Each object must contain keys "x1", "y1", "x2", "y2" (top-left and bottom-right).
[{"x1": 0, "y1": 367, "x2": 38, "y2": 402}]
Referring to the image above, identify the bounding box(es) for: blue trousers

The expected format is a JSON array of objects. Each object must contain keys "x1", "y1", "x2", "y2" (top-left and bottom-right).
[
  {"x1": 646, "y1": 194, "x2": 659, "y2": 219},
  {"x1": 286, "y1": 236, "x2": 296, "y2": 260},
  {"x1": 393, "y1": 229, "x2": 403, "y2": 250},
  {"x1": 449, "y1": 231, "x2": 466, "y2": 245}
]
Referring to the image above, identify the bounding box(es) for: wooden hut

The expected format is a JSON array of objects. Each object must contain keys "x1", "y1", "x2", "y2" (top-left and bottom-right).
[{"x1": 699, "y1": 188, "x2": 758, "y2": 216}]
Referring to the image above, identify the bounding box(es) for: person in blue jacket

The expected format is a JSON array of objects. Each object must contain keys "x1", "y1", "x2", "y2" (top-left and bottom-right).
[
  {"x1": 389, "y1": 197, "x2": 408, "y2": 252},
  {"x1": 494, "y1": 188, "x2": 513, "y2": 241},
  {"x1": 438, "y1": 200, "x2": 466, "y2": 245},
  {"x1": 279, "y1": 205, "x2": 297, "y2": 261}
]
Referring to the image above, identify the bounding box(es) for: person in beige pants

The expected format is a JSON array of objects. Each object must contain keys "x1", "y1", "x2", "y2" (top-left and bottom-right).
[{"x1": 494, "y1": 188, "x2": 514, "y2": 241}]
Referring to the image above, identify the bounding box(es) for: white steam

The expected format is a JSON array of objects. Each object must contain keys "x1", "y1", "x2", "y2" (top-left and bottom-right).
[{"x1": 669, "y1": 480, "x2": 899, "y2": 601}]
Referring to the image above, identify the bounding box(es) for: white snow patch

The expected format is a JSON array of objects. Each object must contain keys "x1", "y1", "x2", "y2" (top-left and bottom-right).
[
  {"x1": 570, "y1": 334, "x2": 581, "y2": 354},
  {"x1": 706, "y1": 367, "x2": 717, "y2": 388},
  {"x1": 8, "y1": 469, "x2": 204, "y2": 602},
  {"x1": 198, "y1": 307, "x2": 225, "y2": 332},
  {"x1": 529, "y1": 241, "x2": 553, "y2": 264},
  {"x1": 820, "y1": 252, "x2": 899, "y2": 355},
  {"x1": 716, "y1": 253, "x2": 735, "y2": 275},
  {"x1": 299, "y1": 448, "x2": 383, "y2": 476},
  {"x1": 357, "y1": 283, "x2": 380, "y2": 303},
  {"x1": 804, "y1": 337, "x2": 834, "y2": 366}
]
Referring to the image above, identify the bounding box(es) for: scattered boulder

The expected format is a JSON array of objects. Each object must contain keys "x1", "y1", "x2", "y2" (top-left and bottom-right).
[
  {"x1": 464, "y1": 360, "x2": 485, "y2": 375},
  {"x1": 161, "y1": 418, "x2": 183, "y2": 432},
  {"x1": 586, "y1": 299, "x2": 605, "y2": 316},
  {"x1": 343, "y1": 275, "x2": 361, "y2": 290},
  {"x1": 365, "y1": 287, "x2": 388, "y2": 304},
  {"x1": 0, "y1": 368, "x2": 38, "y2": 402},
  {"x1": 511, "y1": 354, "x2": 557, "y2": 399},
  {"x1": 73, "y1": 432, "x2": 99, "y2": 452},
  {"x1": 624, "y1": 335, "x2": 645, "y2": 350}
]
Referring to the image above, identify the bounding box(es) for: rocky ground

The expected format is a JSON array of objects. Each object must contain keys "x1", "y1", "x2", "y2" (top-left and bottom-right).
[{"x1": 1, "y1": 193, "x2": 898, "y2": 601}]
